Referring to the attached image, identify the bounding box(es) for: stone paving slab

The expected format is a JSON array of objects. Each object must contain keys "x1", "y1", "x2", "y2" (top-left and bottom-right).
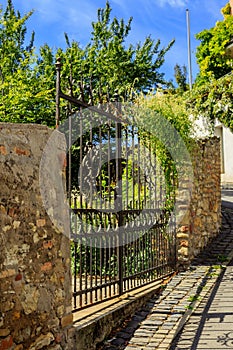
[
  {"x1": 96, "y1": 206, "x2": 233, "y2": 350},
  {"x1": 171, "y1": 205, "x2": 233, "y2": 350}
]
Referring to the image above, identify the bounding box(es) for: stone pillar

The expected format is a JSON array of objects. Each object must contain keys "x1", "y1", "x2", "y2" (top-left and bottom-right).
[
  {"x1": 177, "y1": 137, "x2": 221, "y2": 269},
  {"x1": 0, "y1": 123, "x2": 73, "y2": 349}
]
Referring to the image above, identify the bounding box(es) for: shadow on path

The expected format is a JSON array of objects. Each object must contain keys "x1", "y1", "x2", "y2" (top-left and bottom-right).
[
  {"x1": 170, "y1": 205, "x2": 233, "y2": 350},
  {"x1": 96, "y1": 205, "x2": 233, "y2": 350}
]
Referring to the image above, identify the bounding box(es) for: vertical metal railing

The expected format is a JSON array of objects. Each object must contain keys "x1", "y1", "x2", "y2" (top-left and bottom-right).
[
  {"x1": 55, "y1": 59, "x2": 177, "y2": 312},
  {"x1": 116, "y1": 121, "x2": 123, "y2": 295},
  {"x1": 69, "y1": 120, "x2": 176, "y2": 311}
]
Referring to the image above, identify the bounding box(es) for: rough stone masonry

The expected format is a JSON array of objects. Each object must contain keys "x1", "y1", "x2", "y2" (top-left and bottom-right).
[
  {"x1": 0, "y1": 123, "x2": 73, "y2": 350},
  {"x1": 0, "y1": 123, "x2": 221, "y2": 350},
  {"x1": 177, "y1": 137, "x2": 221, "y2": 268}
]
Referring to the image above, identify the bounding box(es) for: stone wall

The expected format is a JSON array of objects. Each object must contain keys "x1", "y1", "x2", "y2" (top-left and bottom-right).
[
  {"x1": 0, "y1": 124, "x2": 221, "y2": 349},
  {"x1": 0, "y1": 123, "x2": 73, "y2": 350},
  {"x1": 177, "y1": 137, "x2": 221, "y2": 268}
]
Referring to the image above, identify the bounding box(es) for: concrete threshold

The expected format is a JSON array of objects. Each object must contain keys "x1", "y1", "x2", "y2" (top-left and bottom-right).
[{"x1": 71, "y1": 273, "x2": 174, "y2": 350}]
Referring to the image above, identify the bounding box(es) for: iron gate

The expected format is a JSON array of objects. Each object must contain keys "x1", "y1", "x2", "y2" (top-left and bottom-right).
[{"x1": 55, "y1": 60, "x2": 177, "y2": 312}]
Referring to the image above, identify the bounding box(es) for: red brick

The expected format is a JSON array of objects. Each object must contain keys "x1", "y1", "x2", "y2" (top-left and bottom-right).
[
  {"x1": 13, "y1": 147, "x2": 30, "y2": 156},
  {"x1": 41, "y1": 262, "x2": 52, "y2": 272},
  {"x1": 55, "y1": 333, "x2": 64, "y2": 343},
  {"x1": 0, "y1": 336, "x2": 13, "y2": 350},
  {"x1": 8, "y1": 208, "x2": 15, "y2": 217},
  {"x1": 0, "y1": 145, "x2": 7, "y2": 155},
  {"x1": 12, "y1": 312, "x2": 20, "y2": 320},
  {"x1": 43, "y1": 240, "x2": 53, "y2": 249},
  {"x1": 15, "y1": 273, "x2": 23, "y2": 281}
]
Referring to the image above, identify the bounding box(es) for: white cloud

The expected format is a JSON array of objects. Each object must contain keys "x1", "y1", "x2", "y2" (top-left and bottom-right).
[
  {"x1": 157, "y1": 0, "x2": 188, "y2": 8},
  {"x1": 1, "y1": 0, "x2": 99, "y2": 48},
  {"x1": 13, "y1": 0, "x2": 98, "y2": 26}
]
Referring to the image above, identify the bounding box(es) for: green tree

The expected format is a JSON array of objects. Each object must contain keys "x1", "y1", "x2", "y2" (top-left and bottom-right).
[
  {"x1": 0, "y1": 0, "x2": 56, "y2": 125},
  {"x1": 0, "y1": 0, "x2": 34, "y2": 76},
  {"x1": 185, "y1": 2, "x2": 233, "y2": 132},
  {"x1": 174, "y1": 64, "x2": 187, "y2": 92},
  {"x1": 0, "y1": 0, "x2": 174, "y2": 125},
  {"x1": 195, "y1": 3, "x2": 233, "y2": 83},
  {"x1": 187, "y1": 73, "x2": 233, "y2": 132},
  {"x1": 58, "y1": 1, "x2": 175, "y2": 106}
]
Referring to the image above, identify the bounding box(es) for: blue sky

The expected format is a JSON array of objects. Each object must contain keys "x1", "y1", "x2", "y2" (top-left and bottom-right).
[{"x1": 1, "y1": 0, "x2": 228, "y2": 83}]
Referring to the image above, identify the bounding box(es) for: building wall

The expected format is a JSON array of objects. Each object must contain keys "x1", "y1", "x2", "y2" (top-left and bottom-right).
[
  {"x1": 220, "y1": 125, "x2": 233, "y2": 186},
  {"x1": 192, "y1": 116, "x2": 233, "y2": 186},
  {"x1": 230, "y1": 0, "x2": 233, "y2": 14},
  {"x1": 215, "y1": 121, "x2": 233, "y2": 186}
]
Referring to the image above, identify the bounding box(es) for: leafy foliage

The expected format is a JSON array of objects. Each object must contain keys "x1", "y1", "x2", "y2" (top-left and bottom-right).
[
  {"x1": 187, "y1": 3, "x2": 233, "y2": 131},
  {"x1": 0, "y1": 1, "x2": 56, "y2": 125},
  {"x1": 195, "y1": 6, "x2": 233, "y2": 83},
  {"x1": 187, "y1": 73, "x2": 233, "y2": 132},
  {"x1": 174, "y1": 64, "x2": 188, "y2": 92},
  {"x1": 0, "y1": 0, "x2": 34, "y2": 75},
  {"x1": 137, "y1": 91, "x2": 193, "y2": 144},
  {"x1": 0, "y1": 0, "x2": 174, "y2": 125},
  {"x1": 55, "y1": 1, "x2": 175, "y2": 107},
  {"x1": 135, "y1": 91, "x2": 195, "y2": 209}
]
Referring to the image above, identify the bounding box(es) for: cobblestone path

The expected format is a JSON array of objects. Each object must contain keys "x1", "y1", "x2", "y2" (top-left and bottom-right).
[{"x1": 96, "y1": 205, "x2": 233, "y2": 350}]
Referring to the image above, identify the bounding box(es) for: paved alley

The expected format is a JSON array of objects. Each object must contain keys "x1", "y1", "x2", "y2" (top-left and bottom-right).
[{"x1": 97, "y1": 204, "x2": 233, "y2": 350}]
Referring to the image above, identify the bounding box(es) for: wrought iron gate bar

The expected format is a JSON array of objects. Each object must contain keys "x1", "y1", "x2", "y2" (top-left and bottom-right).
[
  {"x1": 56, "y1": 58, "x2": 125, "y2": 126},
  {"x1": 55, "y1": 59, "x2": 176, "y2": 312},
  {"x1": 71, "y1": 208, "x2": 163, "y2": 214}
]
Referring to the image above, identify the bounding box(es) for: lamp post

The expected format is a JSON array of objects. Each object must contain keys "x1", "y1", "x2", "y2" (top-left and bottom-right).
[{"x1": 186, "y1": 9, "x2": 193, "y2": 90}]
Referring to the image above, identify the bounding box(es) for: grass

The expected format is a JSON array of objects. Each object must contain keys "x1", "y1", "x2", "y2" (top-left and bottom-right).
[{"x1": 187, "y1": 295, "x2": 201, "y2": 303}]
